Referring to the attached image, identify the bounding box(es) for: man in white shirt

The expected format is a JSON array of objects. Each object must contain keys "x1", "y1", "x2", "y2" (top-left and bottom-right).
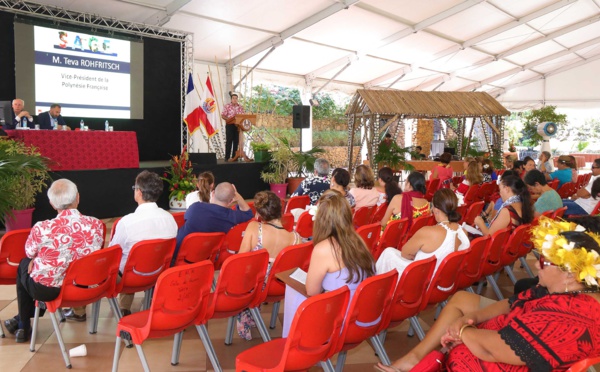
[{"x1": 562, "y1": 158, "x2": 600, "y2": 215}]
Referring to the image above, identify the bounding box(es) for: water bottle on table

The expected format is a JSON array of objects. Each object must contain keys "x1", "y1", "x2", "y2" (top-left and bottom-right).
[
  {"x1": 21, "y1": 117, "x2": 27, "y2": 129},
  {"x1": 80, "y1": 120, "x2": 84, "y2": 130},
  {"x1": 105, "y1": 120, "x2": 109, "y2": 131}
]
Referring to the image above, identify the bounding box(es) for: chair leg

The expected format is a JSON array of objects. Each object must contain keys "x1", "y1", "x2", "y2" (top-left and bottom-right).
[
  {"x1": 321, "y1": 359, "x2": 335, "y2": 372},
  {"x1": 269, "y1": 301, "x2": 280, "y2": 329},
  {"x1": 225, "y1": 316, "x2": 235, "y2": 345},
  {"x1": 30, "y1": 306, "x2": 40, "y2": 352},
  {"x1": 486, "y1": 275, "x2": 504, "y2": 300},
  {"x1": 504, "y1": 265, "x2": 518, "y2": 284},
  {"x1": 409, "y1": 316, "x2": 426, "y2": 341},
  {"x1": 142, "y1": 288, "x2": 153, "y2": 311},
  {"x1": 135, "y1": 344, "x2": 150, "y2": 372},
  {"x1": 370, "y1": 335, "x2": 391, "y2": 365},
  {"x1": 112, "y1": 336, "x2": 122, "y2": 372},
  {"x1": 90, "y1": 300, "x2": 101, "y2": 334},
  {"x1": 465, "y1": 286, "x2": 475, "y2": 293},
  {"x1": 0, "y1": 318, "x2": 4, "y2": 338},
  {"x1": 249, "y1": 307, "x2": 271, "y2": 342},
  {"x1": 171, "y1": 331, "x2": 184, "y2": 366},
  {"x1": 57, "y1": 308, "x2": 66, "y2": 323},
  {"x1": 519, "y1": 257, "x2": 535, "y2": 278},
  {"x1": 196, "y1": 324, "x2": 223, "y2": 372},
  {"x1": 334, "y1": 351, "x2": 347, "y2": 372},
  {"x1": 50, "y1": 311, "x2": 72, "y2": 368},
  {"x1": 476, "y1": 280, "x2": 485, "y2": 294},
  {"x1": 108, "y1": 297, "x2": 122, "y2": 321},
  {"x1": 378, "y1": 329, "x2": 388, "y2": 344}
]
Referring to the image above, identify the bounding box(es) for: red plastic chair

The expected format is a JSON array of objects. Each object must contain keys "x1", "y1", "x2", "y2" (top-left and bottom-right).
[
  {"x1": 549, "y1": 178, "x2": 560, "y2": 190},
  {"x1": 455, "y1": 204, "x2": 468, "y2": 223},
  {"x1": 0, "y1": 228, "x2": 30, "y2": 338},
  {"x1": 281, "y1": 212, "x2": 294, "y2": 232},
  {"x1": 462, "y1": 184, "x2": 480, "y2": 206},
  {"x1": 370, "y1": 203, "x2": 388, "y2": 224},
  {"x1": 284, "y1": 195, "x2": 310, "y2": 214},
  {"x1": 558, "y1": 182, "x2": 577, "y2": 199},
  {"x1": 401, "y1": 214, "x2": 432, "y2": 246},
  {"x1": 501, "y1": 224, "x2": 531, "y2": 284},
  {"x1": 105, "y1": 238, "x2": 176, "y2": 320},
  {"x1": 374, "y1": 218, "x2": 409, "y2": 259},
  {"x1": 460, "y1": 201, "x2": 484, "y2": 225},
  {"x1": 425, "y1": 178, "x2": 440, "y2": 202},
  {"x1": 236, "y1": 286, "x2": 350, "y2": 372},
  {"x1": 295, "y1": 211, "x2": 314, "y2": 240},
  {"x1": 196, "y1": 250, "x2": 270, "y2": 371},
  {"x1": 112, "y1": 261, "x2": 214, "y2": 371},
  {"x1": 173, "y1": 232, "x2": 225, "y2": 266},
  {"x1": 410, "y1": 249, "x2": 470, "y2": 340},
  {"x1": 171, "y1": 211, "x2": 185, "y2": 228},
  {"x1": 477, "y1": 182, "x2": 494, "y2": 204},
  {"x1": 331, "y1": 271, "x2": 399, "y2": 370},
  {"x1": 232, "y1": 201, "x2": 257, "y2": 216},
  {"x1": 214, "y1": 220, "x2": 252, "y2": 270},
  {"x1": 455, "y1": 235, "x2": 491, "y2": 292},
  {"x1": 249, "y1": 242, "x2": 314, "y2": 335},
  {"x1": 567, "y1": 356, "x2": 600, "y2": 372},
  {"x1": 356, "y1": 223, "x2": 381, "y2": 257},
  {"x1": 109, "y1": 217, "x2": 122, "y2": 242},
  {"x1": 30, "y1": 246, "x2": 122, "y2": 368},
  {"x1": 592, "y1": 200, "x2": 600, "y2": 216},
  {"x1": 353, "y1": 205, "x2": 376, "y2": 228},
  {"x1": 552, "y1": 206, "x2": 568, "y2": 220},
  {"x1": 452, "y1": 175, "x2": 463, "y2": 188},
  {"x1": 476, "y1": 227, "x2": 512, "y2": 300}
]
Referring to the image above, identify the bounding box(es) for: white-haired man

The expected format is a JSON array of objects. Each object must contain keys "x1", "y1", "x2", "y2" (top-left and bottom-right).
[
  {"x1": 5, "y1": 98, "x2": 33, "y2": 130},
  {"x1": 291, "y1": 158, "x2": 331, "y2": 205}
]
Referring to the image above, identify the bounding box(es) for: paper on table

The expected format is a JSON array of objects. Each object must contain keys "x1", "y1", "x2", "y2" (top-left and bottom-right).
[
  {"x1": 461, "y1": 222, "x2": 483, "y2": 236},
  {"x1": 289, "y1": 268, "x2": 307, "y2": 285}
]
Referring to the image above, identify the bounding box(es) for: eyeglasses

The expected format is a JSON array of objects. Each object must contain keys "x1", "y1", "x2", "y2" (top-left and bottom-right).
[
  {"x1": 539, "y1": 255, "x2": 557, "y2": 269},
  {"x1": 131, "y1": 185, "x2": 140, "y2": 191}
]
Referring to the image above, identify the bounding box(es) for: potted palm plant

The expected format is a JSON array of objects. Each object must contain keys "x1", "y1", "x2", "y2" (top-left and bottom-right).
[
  {"x1": 279, "y1": 137, "x2": 325, "y2": 195},
  {"x1": 373, "y1": 141, "x2": 414, "y2": 171},
  {"x1": 0, "y1": 139, "x2": 51, "y2": 230},
  {"x1": 260, "y1": 143, "x2": 294, "y2": 198}
]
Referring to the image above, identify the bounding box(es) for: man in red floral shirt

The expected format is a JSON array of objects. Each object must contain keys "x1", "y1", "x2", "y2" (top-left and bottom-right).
[
  {"x1": 221, "y1": 93, "x2": 245, "y2": 161},
  {"x1": 3, "y1": 179, "x2": 104, "y2": 342}
]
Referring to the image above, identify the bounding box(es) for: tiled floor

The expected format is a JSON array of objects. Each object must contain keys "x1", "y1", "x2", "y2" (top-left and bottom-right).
[{"x1": 0, "y1": 219, "x2": 541, "y2": 371}]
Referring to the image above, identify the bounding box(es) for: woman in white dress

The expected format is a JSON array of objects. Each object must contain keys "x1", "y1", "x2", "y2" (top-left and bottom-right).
[
  {"x1": 185, "y1": 171, "x2": 214, "y2": 208},
  {"x1": 376, "y1": 189, "x2": 470, "y2": 276}
]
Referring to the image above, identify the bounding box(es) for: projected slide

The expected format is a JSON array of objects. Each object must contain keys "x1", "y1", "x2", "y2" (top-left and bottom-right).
[{"x1": 34, "y1": 26, "x2": 131, "y2": 119}]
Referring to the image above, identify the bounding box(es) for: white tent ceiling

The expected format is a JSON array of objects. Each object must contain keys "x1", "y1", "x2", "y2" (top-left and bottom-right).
[{"x1": 10, "y1": 0, "x2": 600, "y2": 111}]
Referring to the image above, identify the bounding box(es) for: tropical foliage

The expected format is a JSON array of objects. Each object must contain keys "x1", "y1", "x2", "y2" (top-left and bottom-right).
[
  {"x1": 521, "y1": 106, "x2": 567, "y2": 148},
  {"x1": 162, "y1": 148, "x2": 196, "y2": 201}
]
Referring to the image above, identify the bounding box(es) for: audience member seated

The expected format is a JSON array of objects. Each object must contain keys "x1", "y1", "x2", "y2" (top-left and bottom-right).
[
  {"x1": 504, "y1": 154, "x2": 516, "y2": 170},
  {"x1": 512, "y1": 160, "x2": 525, "y2": 178},
  {"x1": 524, "y1": 169, "x2": 562, "y2": 217},
  {"x1": 562, "y1": 159, "x2": 600, "y2": 216},
  {"x1": 3, "y1": 179, "x2": 104, "y2": 342},
  {"x1": 376, "y1": 189, "x2": 469, "y2": 277},
  {"x1": 451, "y1": 161, "x2": 482, "y2": 205},
  {"x1": 376, "y1": 167, "x2": 402, "y2": 206},
  {"x1": 473, "y1": 175, "x2": 533, "y2": 236},
  {"x1": 291, "y1": 158, "x2": 331, "y2": 205},
  {"x1": 174, "y1": 182, "x2": 253, "y2": 263},
  {"x1": 237, "y1": 190, "x2": 301, "y2": 340},
  {"x1": 537, "y1": 151, "x2": 554, "y2": 174},
  {"x1": 282, "y1": 190, "x2": 374, "y2": 337},
  {"x1": 186, "y1": 171, "x2": 214, "y2": 209},
  {"x1": 523, "y1": 156, "x2": 536, "y2": 174},
  {"x1": 430, "y1": 152, "x2": 453, "y2": 189},
  {"x1": 5, "y1": 98, "x2": 33, "y2": 130},
  {"x1": 482, "y1": 170, "x2": 519, "y2": 222},
  {"x1": 380, "y1": 171, "x2": 429, "y2": 230},
  {"x1": 376, "y1": 218, "x2": 600, "y2": 372},
  {"x1": 349, "y1": 164, "x2": 380, "y2": 209},
  {"x1": 481, "y1": 158, "x2": 497, "y2": 183},
  {"x1": 330, "y1": 168, "x2": 356, "y2": 208},
  {"x1": 568, "y1": 155, "x2": 579, "y2": 181},
  {"x1": 545, "y1": 155, "x2": 573, "y2": 188}
]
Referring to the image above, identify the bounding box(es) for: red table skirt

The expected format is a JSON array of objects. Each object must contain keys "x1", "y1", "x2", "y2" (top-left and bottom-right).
[{"x1": 6, "y1": 129, "x2": 139, "y2": 171}]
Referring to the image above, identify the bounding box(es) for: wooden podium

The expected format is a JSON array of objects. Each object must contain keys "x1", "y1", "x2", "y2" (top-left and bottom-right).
[{"x1": 230, "y1": 114, "x2": 256, "y2": 162}]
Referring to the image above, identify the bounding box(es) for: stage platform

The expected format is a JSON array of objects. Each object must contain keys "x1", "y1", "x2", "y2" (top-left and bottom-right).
[{"x1": 31, "y1": 159, "x2": 269, "y2": 224}]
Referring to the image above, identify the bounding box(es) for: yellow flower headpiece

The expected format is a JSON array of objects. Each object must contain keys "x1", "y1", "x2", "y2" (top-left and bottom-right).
[{"x1": 532, "y1": 217, "x2": 600, "y2": 287}]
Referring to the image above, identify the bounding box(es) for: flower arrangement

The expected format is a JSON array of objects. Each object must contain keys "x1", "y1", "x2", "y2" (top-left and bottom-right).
[
  {"x1": 532, "y1": 217, "x2": 600, "y2": 286},
  {"x1": 162, "y1": 147, "x2": 197, "y2": 201},
  {"x1": 508, "y1": 142, "x2": 517, "y2": 152}
]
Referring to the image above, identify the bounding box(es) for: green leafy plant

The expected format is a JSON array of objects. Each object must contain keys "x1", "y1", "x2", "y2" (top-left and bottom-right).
[
  {"x1": 260, "y1": 144, "x2": 295, "y2": 184},
  {"x1": 161, "y1": 148, "x2": 197, "y2": 201},
  {"x1": 522, "y1": 106, "x2": 567, "y2": 148},
  {"x1": 250, "y1": 142, "x2": 271, "y2": 152},
  {"x1": 0, "y1": 139, "x2": 50, "y2": 219},
  {"x1": 279, "y1": 137, "x2": 325, "y2": 177},
  {"x1": 373, "y1": 141, "x2": 414, "y2": 171},
  {"x1": 577, "y1": 141, "x2": 589, "y2": 152}
]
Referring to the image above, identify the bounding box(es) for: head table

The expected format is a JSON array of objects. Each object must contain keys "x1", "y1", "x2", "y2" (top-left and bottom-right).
[{"x1": 6, "y1": 129, "x2": 139, "y2": 171}]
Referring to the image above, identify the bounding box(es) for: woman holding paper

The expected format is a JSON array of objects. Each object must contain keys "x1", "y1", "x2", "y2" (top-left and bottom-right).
[{"x1": 281, "y1": 190, "x2": 375, "y2": 337}]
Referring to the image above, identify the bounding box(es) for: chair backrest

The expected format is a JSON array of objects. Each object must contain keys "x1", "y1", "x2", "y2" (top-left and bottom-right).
[
  {"x1": 0, "y1": 228, "x2": 30, "y2": 284},
  {"x1": 455, "y1": 204, "x2": 467, "y2": 223},
  {"x1": 376, "y1": 218, "x2": 409, "y2": 259},
  {"x1": 566, "y1": 355, "x2": 600, "y2": 372},
  {"x1": 174, "y1": 232, "x2": 226, "y2": 266},
  {"x1": 549, "y1": 178, "x2": 560, "y2": 190},
  {"x1": 115, "y1": 238, "x2": 176, "y2": 295},
  {"x1": 53, "y1": 245, "x2": 122, "y2": 312},
  {"x1": 461, "y1": 201, "x2": 484, "y2": 225},
  {"x1": 451, "y1": 176, "x2": 463, "y2": 188},
  {"x1": 222, "y1": 220, "x2": 252, "y2": 255},
  {"x1": 370, "y1": 203, "x2": 388, "y2": 224},
  {"x1": 353, "y1": 206, "x2": 376, "y2": 228},
  {"x1": 172, "y1": 211, "x2": 186, "y2": 228},
  {"x1": 480, "y1": 227, "x2": 512, "y2": 277},
  {"x1": 425, "y1": 178, "x2": 440, "y2": 201},
  {"x1": 455, "y1": 235, "x2": 491, "y2": 290},
  {"x1": 208, "y1": 250, "x2": 269, "y2": 318},
  {"x1": 463, "y1": 184, "x2": 480, "y2": 206},
  {"x1": 388, "y1": 256, "x2": 437, "y2": 324},
  {"x1": 478, "y1": 182, "x2": 494, "y2": 203},
  {"x1": 500, "y1": 224, "x2": 530, "y2": 267},
  {"x1": 402, "y1": 213, "x2": 431, "y2": 245},
  {"x1": 333, "y1": 270, "x2": 398, "y2": 354},
  {"x1": 295, "y1": 211, "x2": 314, "y2": 239},
  {"x1": 261, "y1": 242, "x2": 314, "y2": 304},
  {"x1": 278, "y1": 287, "x2": 350, "y2": 371},
  {"x1": 558, "y1": 182, "x2": 576, "y2": 199},
  {"x1": 422, "y1": 249, "x2": 470, "y2": 308},
  {"x1": 592, "y1": 200, "x2": 600, "y2": 216},
  {"x1": 281, "y1": 212, "x2": 294, "y2": 232},
  {"x1": 145, "y1": 261, "x2": 214, "y2": 334},
  {"x1": 109, "y1": 217, "x2": 122, "y2": 242},
  {"x1": 284, "y1": 195, "x2": 310, "y2": 214},
  {"x1": 552, "y1": 206, "x2": 568, "y2": 220},
  {"x1": 356, "y1": 223, "x2": 381, "y2": 257}
]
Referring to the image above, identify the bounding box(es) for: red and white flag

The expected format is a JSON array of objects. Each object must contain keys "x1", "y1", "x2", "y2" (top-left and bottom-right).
[
  {"x1": 199, "y1": 76, "x2": 218, "y2": 137},
  {"x1": 183, "y1": 73, "x2": 202, "y2": 134}
]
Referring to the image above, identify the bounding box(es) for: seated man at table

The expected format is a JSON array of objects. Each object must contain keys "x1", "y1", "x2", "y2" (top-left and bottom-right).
[
  {"x1": 173, "y1": 182, "x2": 253, "y2": 264},
  {"x1": 4, "y1": 98, "x2": 33, "y2": 130},
  {"x1": 3, "y1": 179, "x2": 104, "y2": 342},
  {"x1": 37, "y1": 104, "x2": 67, "y2": 130}
]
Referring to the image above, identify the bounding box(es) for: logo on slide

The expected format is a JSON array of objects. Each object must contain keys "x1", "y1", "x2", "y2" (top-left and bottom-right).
[{"x1": 202, "y1": 98, "x2": 216, "y2": 114}]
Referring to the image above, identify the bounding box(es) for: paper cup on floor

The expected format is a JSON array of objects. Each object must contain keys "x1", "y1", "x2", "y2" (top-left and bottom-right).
[{"x1": 69, "y1": 344, "x2": 87, "y2": 357}]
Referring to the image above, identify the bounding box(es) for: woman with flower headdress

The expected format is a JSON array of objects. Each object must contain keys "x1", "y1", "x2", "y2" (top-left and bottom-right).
[{"x1": 375, "y1": 216, "x2": 600, "y2": 372}]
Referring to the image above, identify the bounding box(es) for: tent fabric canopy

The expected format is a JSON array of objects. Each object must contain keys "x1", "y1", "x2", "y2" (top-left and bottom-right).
[{"x1": 347, "y1": 89, "x2": 510, "y2": 118}]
